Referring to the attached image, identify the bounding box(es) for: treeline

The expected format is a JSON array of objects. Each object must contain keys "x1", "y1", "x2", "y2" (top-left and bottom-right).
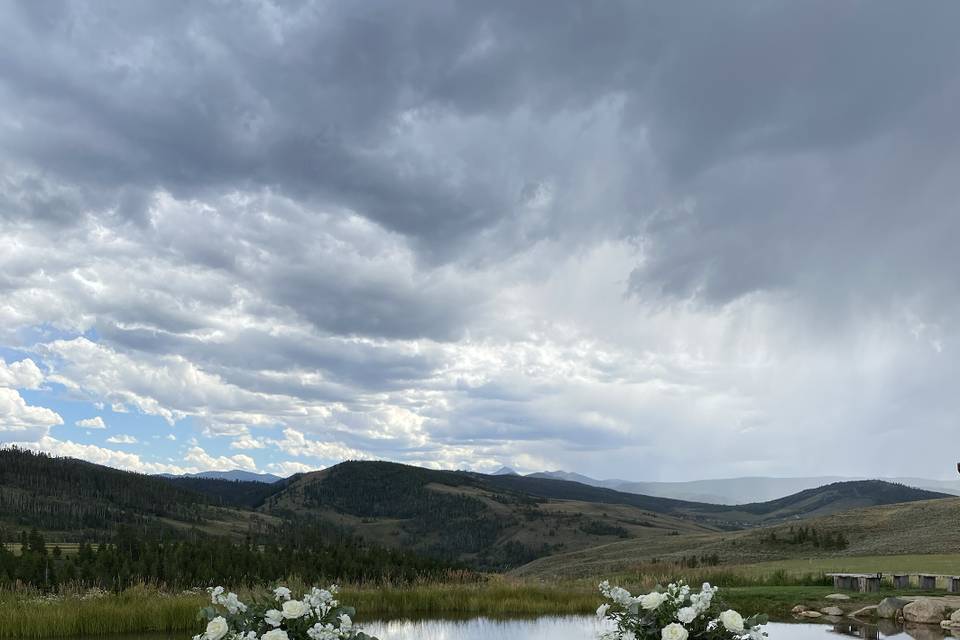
[
  {"x1": 760, "y1": 525, "x2": 849, "y2": 550},
  {"x1": 0, "y1": 526, "x2": 470, "y2": 591},
  {"x1": 0, "y1": 448, "x2": 219, "y2": 535}
]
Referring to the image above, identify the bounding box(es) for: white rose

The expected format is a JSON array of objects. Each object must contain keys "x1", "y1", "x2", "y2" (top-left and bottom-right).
[
  {"x1": 608, "y1": 586, "x2": 634, "y2": 607},
  {"x1": 720, "y1": 610, "x2": 745, "y2": 633},
  {"x1": 204, "y1": 617, "x2": 229, "y2": 640},
  {"x1": 223, "y1": 593, "x2": 246, "y2": 614},
  {"x1": 274, "y1": 586, "x2": 292, "y2": 601},
  {"x1": 640, "y1": 591, "x2": 667, "y2": 610},
  {"x1": 281, "y1": 599, "x2": 311, "y2": 619},
  {"x1": 264, "y1": 609, "x2": 283, "y2": 627},
  {"x1": 662, "y1": 623, "x2": 689, "y2": 640},
  {"x1": 677, "y1": 606, "x2": 697, "y2": 624},
  {"x1": 262, "y1": 630, "x2": 289, "y2": 640},
  {"x1": 597, "y1": 603, "x2": 611, "y2": 619}
]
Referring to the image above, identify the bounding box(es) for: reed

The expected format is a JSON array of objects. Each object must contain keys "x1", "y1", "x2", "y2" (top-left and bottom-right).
[
  {"x1": 0, "y1": 569, "x2": 876, "y2": 638},
  {"x1": 343, "y1": 581, "x2": 599, "y2": 619},
  {"x1": 0, "y1": 585, "x2": 204, "y2": 639}
]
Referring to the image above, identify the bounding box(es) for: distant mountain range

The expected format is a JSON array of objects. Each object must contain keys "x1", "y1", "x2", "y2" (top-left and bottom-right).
[
  {"x1": 2, "y1": 449, "x2": 952, "y2": 572},
  {"x1": 157, "y1": 469, "x2": 283, "y2": 483},
  {"x1": 525, "y1": 471, "x2": 960, "y2": 504},
  {"x1": 155, "y1": 466, "x2": 960, "y2": 503}
]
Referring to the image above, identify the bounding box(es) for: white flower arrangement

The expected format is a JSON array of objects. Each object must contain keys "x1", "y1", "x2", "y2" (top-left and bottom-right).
[
  {"x1": 194, "y1": 585, "x2": 377, "y2": 640},
  {"x1": 597, "y1": 580, "x2": 767, "y2": 640}
]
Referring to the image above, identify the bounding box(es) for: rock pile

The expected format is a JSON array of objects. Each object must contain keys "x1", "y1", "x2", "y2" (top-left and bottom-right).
[{"x1": 791, "y1": 595, "x2": 960, "y2": 627}]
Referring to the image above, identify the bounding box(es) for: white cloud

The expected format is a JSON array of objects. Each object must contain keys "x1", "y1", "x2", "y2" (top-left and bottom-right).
[
  {"x1": 230, "y1": 435, "x2": 266, "y2": 450},
  {"x1": 267, "y1": 460, "x2": 317, "y2": 477},
  {"x1": 76, "y1": 416, "x2": 106, "y2": 429},
  {"x1": 271, "y1": 428, "x2": 372, "y2": 462},
  {"x1": 183, "y1": 446, "x2": 257, "y2": 472},
  {"x1": 13, "y1": 436, "x2": 190, "y2": 475},
  {"x1": 166, "y1": 434, "x2": 176, "y2": 441},
  {"x1": 106, "y1": 434, "x2": 137, "y2": 444},
  {"x1": 0, "y1": 358, "x2": 44, "y2": 389},
  {"x1": 0, "y1": 387, "x2": 63, "y2": 441}
]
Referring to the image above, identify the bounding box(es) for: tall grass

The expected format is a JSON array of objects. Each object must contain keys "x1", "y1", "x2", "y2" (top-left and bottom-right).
[
  {"x1": 0, "y1": 584, "x2": 203, "y2": 638},
  {"x1": 595, "y1": 562, "x2": 832, "y2": 591},
  {"x1": 0, "y1": 565, "x2": 876, "y2": 638}
]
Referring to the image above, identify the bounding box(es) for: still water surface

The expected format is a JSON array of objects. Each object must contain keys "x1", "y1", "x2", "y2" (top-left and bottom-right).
[
  {"x1": 361, "y1": 618, "x2": 950, "y2": 640},
  {"x1": 69, "y1": 618, "x2": 953, "y2": 640}
]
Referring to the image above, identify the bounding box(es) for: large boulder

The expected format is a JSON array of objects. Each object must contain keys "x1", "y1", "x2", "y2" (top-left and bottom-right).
[
  {"x1": 903, "y1": 598, "x2": 950, "y2": 624},
  {"x1": 791, "y1": 605, "x2": 808, "y2": 614},
  {"x1": 821, "y1": 606, "x2": 845, "y2": 616},
  {"x1": 825, "y1": 594, "x2": 852, "y2": 601},
  {"x1": 800, "y1": 611, "x2": 823, "y2": 618},
  {"x1": 877, "y1": 597, "x2": 909, "y2": 619}
]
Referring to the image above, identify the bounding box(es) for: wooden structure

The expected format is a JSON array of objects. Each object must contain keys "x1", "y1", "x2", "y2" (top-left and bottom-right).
[
  {"x1": 828, "y1": 573, "x2": 882, "y2": 592},
  {"x1": 858, "y1": 575, "x2": 882, "y2": 592},
  {"x1": 829, "y1": 572, "x2": 960, "y2": 592}
]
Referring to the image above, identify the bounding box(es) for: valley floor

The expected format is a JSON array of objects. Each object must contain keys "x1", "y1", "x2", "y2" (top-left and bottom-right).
[{"x1": 3, "y1": 554, "x2": 960, "y2": 638}]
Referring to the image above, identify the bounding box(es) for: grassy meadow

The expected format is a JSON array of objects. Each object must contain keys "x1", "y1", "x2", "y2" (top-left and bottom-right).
[
  {"x1": 3, "y1": 554, "x2": 960, "y2": 638},
  {"x1": 0, "y1": 586, "x2": 202, "y2": 638}
]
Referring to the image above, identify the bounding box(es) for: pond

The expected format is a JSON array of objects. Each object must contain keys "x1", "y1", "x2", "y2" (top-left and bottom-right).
[
  {"x1": 64, "y1": 618, "x2": 956, "y2": 640},
  {"x1": 359, "y1": 618, "x2": 951, "y2": 640}
]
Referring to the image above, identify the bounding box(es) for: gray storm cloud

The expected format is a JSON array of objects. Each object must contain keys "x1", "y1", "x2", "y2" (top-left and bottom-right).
[{"x1": 1, "y1": 0, "x2": 959, "y2": 479}]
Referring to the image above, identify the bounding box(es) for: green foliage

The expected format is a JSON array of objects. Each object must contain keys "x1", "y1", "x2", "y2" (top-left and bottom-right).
[
  {"x1": 160, "y1": 476, "x2": 287, "y2": 509},
  {"x1": 281, "y1": 462, "x2": 540, "y2": 570},
  {"x1": 0, "y1": 586, "x2": 203, "y2": 638},
  {"x1": 0, "y1": 448, "x2": 218, "y2": 535},
  {"x1": 580, "y1": 520, "x2": 629, "y2": 537},
  {"x1": 760, "y1": 525, "x2": 849, "y2": 550},
  {"x1": 0, "y1": 522, "x2": 468, "y2": 591}
]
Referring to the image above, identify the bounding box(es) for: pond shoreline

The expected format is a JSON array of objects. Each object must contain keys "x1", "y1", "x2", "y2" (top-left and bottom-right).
[{"x1": 0, "y1": 584, "x2": 949, "y2": 639}]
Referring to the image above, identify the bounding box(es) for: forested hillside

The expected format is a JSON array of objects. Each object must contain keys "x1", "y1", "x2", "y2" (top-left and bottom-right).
[
  {"x1": 160, "y1": 476, "x2": 290, "y2": 509},
  {"x1": 1, "y1": 450, "x2": 952, "y2": 580},
  {"x1": 0, "y1": 448, "x2": 227, "y2": 536},
  {"x1": 0, "y1": 523, "x2": 465, "y2": 590},
  {"x1": 264, "y1": 461, "x2": 716, "y2": 569}
]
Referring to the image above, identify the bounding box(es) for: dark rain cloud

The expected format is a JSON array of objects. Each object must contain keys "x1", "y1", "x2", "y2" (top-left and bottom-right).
[{"x1": 4, "y1": 1, "x2": 960, "y2": 476}]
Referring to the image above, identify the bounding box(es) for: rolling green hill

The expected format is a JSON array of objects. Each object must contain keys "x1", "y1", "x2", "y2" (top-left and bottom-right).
[
  {"x1": 512, "y1": 495, "x2": 960, "y2": 578},
  {"x1": 1, "y1": 450, "x2": 951, "y2": 573},
  {"x1": 258, "y1": 461, "x2": 714, "y2": 569},
  {"x1": 674, "y1": 480, "x2": 951, "y2": 526},
  {"x1": 251, "y1": 461, "x2": 950, "y2": 569}
]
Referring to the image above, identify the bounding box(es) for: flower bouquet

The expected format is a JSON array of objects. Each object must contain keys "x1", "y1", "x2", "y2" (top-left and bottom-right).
[
  {"x1": 194, "y1": 585, "x2": 378, "y2": 640},
  {"x1": 597, "y1": 580, "x2": 768, "y2": 640}
]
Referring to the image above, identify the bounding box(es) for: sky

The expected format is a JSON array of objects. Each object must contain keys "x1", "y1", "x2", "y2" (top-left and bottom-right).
[{"x1": 2, "y1": 1, "x2": 960, "y2": 482}]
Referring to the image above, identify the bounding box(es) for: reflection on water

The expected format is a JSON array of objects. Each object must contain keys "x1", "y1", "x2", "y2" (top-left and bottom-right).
[
  {"x1": 362, "y1": 619, "x2": 958, "y2": 640},
  {"x1": 363, "y1": 614, "x2": 602, "y2": 639},
  {"x1": 57, "y1": 618, "x2": 960, "y2": 640},
  {"x1": 749, "y1": 621, "x2": 951, "y2": 640}
]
